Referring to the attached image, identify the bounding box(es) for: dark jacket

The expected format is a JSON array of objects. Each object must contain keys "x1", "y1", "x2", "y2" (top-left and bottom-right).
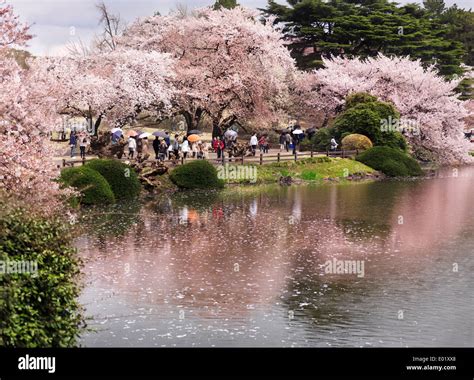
[
  {"x1": 153, "y1": 139, "x2": 160, "y2": 152},
  {"x1": 159, "y1": 143, "x2": 168, "y2": 154}
]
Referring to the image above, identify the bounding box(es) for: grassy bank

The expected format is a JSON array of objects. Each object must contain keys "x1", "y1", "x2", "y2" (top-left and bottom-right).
[{"x1": 221, "y1": 157, "x2": 377, "y2": 184}]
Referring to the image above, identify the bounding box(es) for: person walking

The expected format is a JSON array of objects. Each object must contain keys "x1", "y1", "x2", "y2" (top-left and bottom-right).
[
  {"x1": 258, "y1": 135, "x2": 266, "y2": 153},
  {"x1": 212, "y1": 137, "x2": 218, "y2": 153},
  {"x1": 69, "y1": 131, "x2": 77, "y2": 158},
  {"x1": 181, "y1": 137, "x2": 190, "y2": 159},
  {"x1": 158, "y1": 140, "x2": 168, "y2": 161},
  {"x1": 279, "y1": 132, "x2": 286, "y2": 152},
  {"x1": 250, "y1": 133, "x2": 258, "y2": 156},
  {"x1": 197, "y1": 141, "x2": 204, "y2": 159},
  {"x1": 153, "y1": 136, "x2": 160, "y2": 160},
  {"x1": 285, "y1": 133, "x2": 291, "y2": 153},
  {"x1": 292, "y1": 131, "x2": 300, "y2": 155},
  {"x1": 164, "y1": 132, "x2": 171, "y2": 159},
  {"x1": 142, "y1": 137, "x2": 149, "y2": 158},
  {"x1": 192, "y1": 141, "x2": 199, "y2": 158},
  {"x1": 79, "y1": 136, "x2": 88, "y2": 160},
  {"x1": 128, "y1": 136, "x2": 137, "y2": 159},
  {"x1": 136, "y1": 138, "x2": 143, "y2": 159},
  {"x1": 213, "y1": 137, "x2": 224, "y2": 160},
  {"x1": 202, "y1": 141, "x2": 209, "y2": 160},
  {"x1": 164, "y1": 132, "x2": 171, "y2": 147},
  {"x1": 172, "y1": 135, "x2": 180, "y2": 159}
]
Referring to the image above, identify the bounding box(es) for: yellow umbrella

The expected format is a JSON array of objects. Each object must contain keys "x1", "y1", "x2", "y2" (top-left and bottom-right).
[{"x1": 187, "y1": 134, "x2": 200, "y2": 143}]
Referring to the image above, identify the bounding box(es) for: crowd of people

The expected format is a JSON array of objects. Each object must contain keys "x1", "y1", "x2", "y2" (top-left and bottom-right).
[
  {"x1": 67, "y1": 123, "x2": 340, "y2": 162},
  {"x1": 126, "y1": 133, "x2": 211, "y2": 162}
]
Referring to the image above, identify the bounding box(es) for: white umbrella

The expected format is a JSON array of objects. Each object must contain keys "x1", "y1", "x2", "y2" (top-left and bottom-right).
[
  {"x1": 224, "y1": 130, "x2": 238, "y2": 139},
  {"x1": 292, "y1": 129, "x2": 304, "y2": 135},
  {"x1": 111, "y1": 127, "x2": 122, "y2": 134},
  {"x1": 138, "y1": 132, "x2": 152, "y2": 139}
]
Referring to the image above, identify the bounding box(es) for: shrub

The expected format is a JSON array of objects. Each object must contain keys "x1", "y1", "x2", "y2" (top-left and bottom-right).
[
  {"x1": 299, "y1": 127, "x2": 335, "y2": 152},
  {"x1": 170, "y1": 160, "x2": 225, "y2": 189},
  {"x1": 412, "y1": 146, "x2": 438, "y2": 163},
  {"x1": 60, "y1": 166, "x2": 115, "y2": 205},
  {"x1": 86, "y1": 159, "x2": 141, "y2": 200},
  {"x1": 356, "y1": 146, "x2": 423, "y2": 177},
  {"x1": 342, "y1": 134, "x2": 373, "y2": 151},
  {"x1": 334, "y1": 97, "x2": 407, "y2": 151},
  {"x1": 345, "y1": 92, "x2": 378, "y2": 109},
  {"x1": 0, "y1": 204, "x2": 84, "y2": 347}
]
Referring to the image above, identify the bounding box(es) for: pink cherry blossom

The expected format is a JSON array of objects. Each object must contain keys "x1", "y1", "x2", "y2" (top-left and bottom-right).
[
  {"x1": 40, "y1": 49, "x2": 176, "y2": 133},
  {"x1": 297, "y1": 54, "x2": 473, "y2": 164},
  {"x1": 0, "y1": 3, "x2": 68, "y2": 212},
  {"x1": 120, "y1": 6, "x2": 297, "y2": 130}
]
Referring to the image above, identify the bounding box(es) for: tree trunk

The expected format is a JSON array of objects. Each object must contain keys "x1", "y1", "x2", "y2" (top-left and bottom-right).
[
  {"x1": 94, "y1": 115, "x2": 103, "y2": 136},
  {"x1": 181, "y1": 111, "x2": 193, "y2": 131},
  {"x1": 182, "y1": 108, "x2": 204, "y2": 131},
  {"x1": 192, "y1": 108, "x2": 203, "y2": 131}
]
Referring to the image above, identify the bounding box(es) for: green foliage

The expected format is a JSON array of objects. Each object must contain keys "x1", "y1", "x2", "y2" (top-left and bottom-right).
[
  {"x1": 356, "y1": 146, "x2": 423, "y2": 177},
  {"x1": 170, "y1": 160, "x2": 225, "y2": 190},
  {"x1": 300, "y1": 127, "x2": 335, "y2": 151},
  {"x1": 456, "y1": 77, "x2": 474, "y2": 100},
  {"x1": 342, "y1": 134, "x2": 373, "y2": 151},
  {"x1": 264, "y1": 0, "x2": 466, "y2": 76},
  {"x1": 334, "y1": 99, "x2": 407, "y2": 151},
  {"x1": 0, "y1": 204, "x2": 84, "y2": 347},
  {"x1": 345, "y1": 92, "x2": 378, "y2": 109},
  {"x1": 60, "y1": 166, "x2": 115, "y2": 205},
  {"x1": 214, "y1": 0, "x2": 239, "y2": 10},
  {"x1": 254, "y1": 157, "x2": 374, "y2": 183},
  {"x1": 440, "y1": 5, "x2": 474, "y2": 66},
  {"x1": 86, "y1": 159, "x2": 141, "y2": 200},
  {"x1": 300, "y1": 169, "x2": 320, "y2": 181},
  {"x1": 412, "y1": 145, "x2": 439, "y2": 162},
  {"x1": 423, "y1": 0, "x2": 445, "y2": 15}
]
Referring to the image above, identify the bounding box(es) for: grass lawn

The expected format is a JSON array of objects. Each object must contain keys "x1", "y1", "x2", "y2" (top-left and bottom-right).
[{"x1": 223, "y1": 157, "x2": 376, "y2": 184}]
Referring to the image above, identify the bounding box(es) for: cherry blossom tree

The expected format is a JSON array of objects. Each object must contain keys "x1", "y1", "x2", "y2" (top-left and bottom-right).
[
  {"x1": 41, "y1": 49, "x2": 176, "y2": 135},
  {"x1": 121, "y1": 6, "x2": 297, "y2": 131},
  {"x1": 297, "y1": 54, "x2": 473, "y2": 164},
  {"x1": 0, "y1": 3, "x2": 70, "y2": 212}
]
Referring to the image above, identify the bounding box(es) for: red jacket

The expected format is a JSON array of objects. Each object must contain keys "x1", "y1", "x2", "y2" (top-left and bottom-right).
[{"x1": 213, "y1": 140, "x2": 224, "y2": 150}]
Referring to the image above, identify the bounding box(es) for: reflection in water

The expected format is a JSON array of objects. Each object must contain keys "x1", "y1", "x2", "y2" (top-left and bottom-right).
[{"x1": 78, "y1": 167, "x2": 474, "y2": 347}]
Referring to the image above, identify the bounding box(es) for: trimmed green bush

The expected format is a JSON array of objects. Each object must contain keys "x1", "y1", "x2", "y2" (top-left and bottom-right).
[
  {"x1": 86, "y1": 159, "x2": 141, "y2": 200},
  {"x1": 334, "y1": 97, "x2": 407, "y2": 151},
  {"x1": 60, "y1": 166, "x2": 115, "y2": 205},
  {"x1": 342, "y1": 134, "x2": 373, "y2": 151},
  {"x1": 356, "y1": 146, "x2": 423, "y2": 177},
  {"x1": 170, "y1": 160, "x2": 225, "y2": 189},
  {"x1": 0, "y1": 204, "x2": 84, "y2": 347},
  {"x1": 345, "y1": 92, "x2": 378, "y2": 109}
]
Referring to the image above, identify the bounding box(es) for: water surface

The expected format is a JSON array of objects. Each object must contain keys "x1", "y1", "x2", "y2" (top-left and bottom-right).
[{"x1": 78, "y1": 167, "x2": 474, "y2": 347}]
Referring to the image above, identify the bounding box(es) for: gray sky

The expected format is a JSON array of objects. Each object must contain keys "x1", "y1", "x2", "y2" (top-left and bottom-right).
[{"x1": 8, "y1": 0, "x2": 473, "y2": 56}]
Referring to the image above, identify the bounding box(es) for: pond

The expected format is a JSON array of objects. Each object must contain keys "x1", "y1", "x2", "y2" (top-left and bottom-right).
[{"x1": 77, "y1": 167, "x2": 474, "y2": 347}]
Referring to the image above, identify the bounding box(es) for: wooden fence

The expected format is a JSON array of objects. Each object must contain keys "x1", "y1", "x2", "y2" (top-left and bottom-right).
[{"x1": 60, "y1": 149, "x2": 359, "y2": 168}]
